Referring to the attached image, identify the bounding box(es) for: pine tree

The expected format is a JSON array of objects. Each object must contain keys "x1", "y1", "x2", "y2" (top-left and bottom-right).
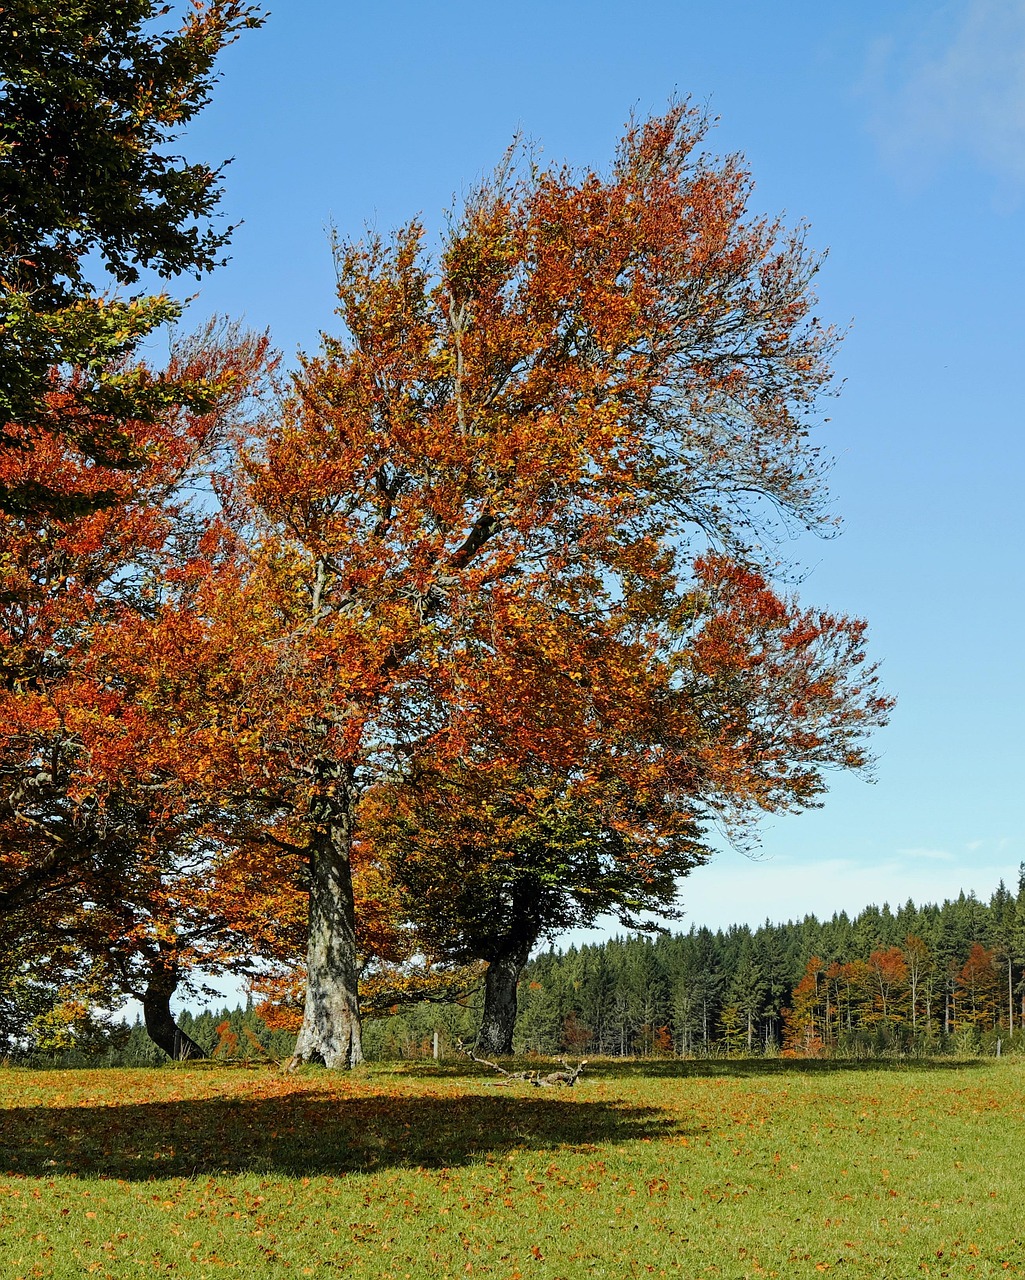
[
  {"x1": 988, "y1": 880, "x2": 1016, "y2": 1032},
  {"x1": 727, "y1": 937, "x2": 767, "y2": 1052}
]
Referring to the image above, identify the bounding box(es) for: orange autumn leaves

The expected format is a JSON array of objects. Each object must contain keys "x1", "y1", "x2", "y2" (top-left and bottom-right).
[
  {"x1": 686, "y1": 555, "x2": 891, "y2": 815},
  {"x1": 3, "y1": 105, "x2": 891, "y2": 1054},
  {"x1": 782, "y1": 940, "x2": 1006, "y2": 1054},
  {"x1": 0, "y1": 323, "x2": 271, "y2": 1012}
]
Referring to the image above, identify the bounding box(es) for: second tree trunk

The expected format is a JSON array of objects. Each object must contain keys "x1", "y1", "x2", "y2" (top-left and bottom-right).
[
  {"x1": 476, "y1": 937, "x2": 533, "y2": 1056},
  {"x1": 142, "y1": 956, "x2": 207, "y2": 1060}
]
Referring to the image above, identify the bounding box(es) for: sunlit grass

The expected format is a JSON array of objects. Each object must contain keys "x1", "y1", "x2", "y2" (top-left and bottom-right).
[{"x1": 2, "y1": 1058, "x2": 1023, "y2": 1277}]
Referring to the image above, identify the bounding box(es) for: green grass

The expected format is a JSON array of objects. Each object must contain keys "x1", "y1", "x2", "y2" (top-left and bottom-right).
[{"x1": 2, "y1": 1057, "x2": 1024, "y2": 1278}]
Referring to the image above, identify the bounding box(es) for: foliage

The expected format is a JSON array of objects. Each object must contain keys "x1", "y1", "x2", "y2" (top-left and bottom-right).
[
  {"x1": 1, "y1": 1, "x2": 272, "y2": 1053},
  {"x1": 364, "y1": 552, "x2": 889, "y2": 974},
  {"x1": 178, "y1": 102, "x2": 888, "y2": 1065},
  {"x1": 0, "y1": 0, "x2": 263, "y2": 514},
  {"x1": 13, "y1": 870, "x2": 1025, "y2": 1067},
  {"x1": 360, "y1": 755, "x2": 705, "y2": 965},
  {"x1": 0, "y1": 322, "x2": 271, "y2": 1051},
  {"x1": 3, "y1": 79, "x2": 890, "y2": 1063}
]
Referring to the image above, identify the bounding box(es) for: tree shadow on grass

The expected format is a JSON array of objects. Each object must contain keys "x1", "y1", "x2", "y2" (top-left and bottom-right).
[{"x1": 0, "y1": 1089, "x2": 681, "y2": 1180}]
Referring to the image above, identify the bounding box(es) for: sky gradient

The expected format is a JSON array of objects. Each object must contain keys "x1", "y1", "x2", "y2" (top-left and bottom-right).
[{"x1": 171, "y1": 0, "x2": 1025, "y2": 937}]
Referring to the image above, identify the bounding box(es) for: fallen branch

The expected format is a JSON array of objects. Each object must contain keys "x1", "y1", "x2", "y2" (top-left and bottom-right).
[
  {"x1": 538, "y1": 1059, "x2": 588, "y2": 1087},
  {"x1": 456, "y1": 1042, "x2": 587, "y2": 1087}
]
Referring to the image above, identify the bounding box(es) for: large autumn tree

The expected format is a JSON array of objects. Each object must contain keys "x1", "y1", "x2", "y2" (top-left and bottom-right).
[
  {"x1": 0, "y1": 0, "x2": 267, "y2": 1051},
  {"x1": 171, "y1": 104, "x2": 883, "y2": 1069}
]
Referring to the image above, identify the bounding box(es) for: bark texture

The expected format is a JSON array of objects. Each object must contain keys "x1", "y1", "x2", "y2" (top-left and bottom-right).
[
  {"x1": 475, "y1": 936, "x2": 533, "y2": 1056},
  {"x1": 142, "y1": 958, "x2": 206, "y2": 1060},
  {"x1": 290, "y1": 773, "x2": 363, "y2": 1069}
]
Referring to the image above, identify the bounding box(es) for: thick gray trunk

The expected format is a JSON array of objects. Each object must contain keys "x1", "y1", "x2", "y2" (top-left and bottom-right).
[
  {"x1": 290, "y1": 779, "x2": 363, "y2": 1069},
  {"x1": 476, "y1": 938, "x2": 532, "y2": 1056},
  {"x1": 142, "y1": 961, "x2": 206, "y2": 1060}
]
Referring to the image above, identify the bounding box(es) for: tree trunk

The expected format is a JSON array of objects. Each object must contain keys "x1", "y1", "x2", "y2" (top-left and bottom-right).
[
  {"x1": 142, "y1": 959, "x2": 206, "y2": 1060},
  {"x1": 1008, "y1": 958, "x2": 1014, "y2": 1035},
  {"x1": 476, "y1": 936, "x2": 533, "y2": 1056},
  {"x1": 290, "y1": 772, "x2": 363, "y2": 1069}
]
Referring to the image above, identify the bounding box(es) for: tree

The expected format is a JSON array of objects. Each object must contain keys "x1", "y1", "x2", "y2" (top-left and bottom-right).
[
  {"x1": 1013, "y1": 864, "x2": 1025, "y2": 1026},
  {"x1": 1, "y1": 4, "x2": 267, "y2": 1049},
  {"x1": 361, "y1": 735, "x2": 706, "y2": 1056},
  {"x1": 955, "y1": 943, "x2": 999, "y2": 1032},
  {"x1": 988, "y1": 880, "x2": 1017, "y2": 1033},
  {"x1": 190, "y1": 103, "x2": 886, "y2": 1067},
  {"x1": 936, "y1": 892, "x2": 988, "y2": 1033},
  {"x1": 579, "y1": 946, "x2": 618, "y2": 1055},
  {"x1": 686, "y1": 927, "x2": 725, "y2": 1051},
  {"x1": 756, "y1": 927, "x2": 792, "y2": 1049},
  {"x1": 517, "y1": 952, "x2": 569, "y2": 1054},
  {"x1": 865, "y1": 946, "x2": 908, "y2": 1032},
  {"x1": 824, "y1": 959, "x2": 866, "y2": 1043},
  {"x1": 227, "y1": 831, "x2": 485, "y2": 1043},
  {"x1": 0, "y1": 323, "x2": 270, "y2": 1055},
  {"x1": 0, "y1": 0, "x2": 263, "y2": 515},
  {"x1": 0, "y1": 897, "x2": 116, "y2": 1056},
  {"x1": 621, "y1": 937, "x2": 669, "y2": 1056},
  {"x1": 782, "y1": 955, "x2": 826, "y2": 1057},
  {"x1": 903, "y1": 933, "x2": 934, "y2": 1033},
  {"x1": 364, "y1": 547, "x2": 887, "y2": 1055},
  {"x1": 726, "y1": 936, "x2": 767, "y2": 1052}
]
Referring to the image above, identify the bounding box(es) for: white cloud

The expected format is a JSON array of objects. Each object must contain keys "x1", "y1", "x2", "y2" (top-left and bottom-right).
[
  {"x1": 866, "y1": 0, "x2": 1025, "y2": 191},
  {"x1": 898, "y1": 846, "x2": 956, "y2": 862},
  {"x1": 669, "y1": 852, "x2": 990, "y2": 931}
]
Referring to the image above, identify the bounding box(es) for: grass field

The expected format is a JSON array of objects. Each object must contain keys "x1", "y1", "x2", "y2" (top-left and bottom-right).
[{"x1": 1, "y1": 1057, "x2": 1023, "y2": 1278}]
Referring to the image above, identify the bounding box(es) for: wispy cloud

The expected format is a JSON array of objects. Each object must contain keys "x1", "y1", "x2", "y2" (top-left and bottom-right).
[
  {"x1": 898, "y1": 846, "x2": 956, "y2": 863},
  {"x1": 865, "y1": 0, "x2": 1025, "y2": 193}
]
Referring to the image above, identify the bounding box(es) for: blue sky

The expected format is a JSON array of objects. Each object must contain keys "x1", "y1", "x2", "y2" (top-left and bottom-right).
[{"x1": 176, "y1": 0, "x2": 1024, "y2": 935}]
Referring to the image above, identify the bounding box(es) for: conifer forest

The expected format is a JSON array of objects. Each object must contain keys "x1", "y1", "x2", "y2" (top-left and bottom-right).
[{"x1": 14, "y1": 876, "x2": 1024, "y2": 1066}]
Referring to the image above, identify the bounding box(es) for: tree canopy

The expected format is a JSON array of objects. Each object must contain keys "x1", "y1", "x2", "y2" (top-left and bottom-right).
[
  {"x1": 145, "y1": 104, "x2": 890, "y2": 1066},
  {"x1": 2, "y1": 74, "x2": 894, "y2": 1064},
  {"x1": 0, "y1": 0, "x2": 263, "y2": 514}
]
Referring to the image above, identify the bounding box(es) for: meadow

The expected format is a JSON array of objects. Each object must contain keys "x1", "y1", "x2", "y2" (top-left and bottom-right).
[{"x1": 1, "y1": 1058, "x2": 1023, "y2": 1279}]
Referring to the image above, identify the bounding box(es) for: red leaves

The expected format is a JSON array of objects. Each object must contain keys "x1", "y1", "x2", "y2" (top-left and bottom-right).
[
  {"x1": 0, "y1": 322, "x2": 273, "y2": 1016},
  {"x1": 682, "y1": 554, "x2": 893, "y2": 817},
  {"x1": 212, "y1": 97, "x2": 887, "y2": 1026},
  {"x1": 6, "y1": 106, "x2": 890, "y2": 1061}
]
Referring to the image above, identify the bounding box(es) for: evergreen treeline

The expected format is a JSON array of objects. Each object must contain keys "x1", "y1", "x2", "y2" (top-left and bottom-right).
[
  {"x1": 510, "y1": 875, "x2": 1025, "y2": 1058},
  {"x1": 15, "y1": 873, "x2": 1025, "y2": 1066}
]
